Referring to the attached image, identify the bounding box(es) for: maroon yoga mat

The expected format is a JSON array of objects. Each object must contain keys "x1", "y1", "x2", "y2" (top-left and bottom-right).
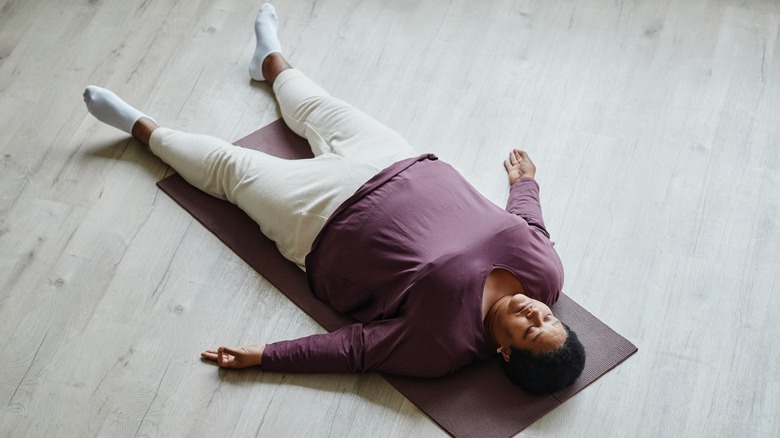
[{"x1": 157, "y1": 120, "x2": 637, "y2": 438}]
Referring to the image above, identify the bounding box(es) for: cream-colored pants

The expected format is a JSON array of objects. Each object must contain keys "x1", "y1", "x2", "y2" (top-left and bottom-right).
[{"x1": 149, "y1": 69, "x2": 416, "y2": 269}]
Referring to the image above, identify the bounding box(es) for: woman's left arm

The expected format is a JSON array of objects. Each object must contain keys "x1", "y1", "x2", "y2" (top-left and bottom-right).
[
  {"x1": 503, "y1": 149, "x2": 536, "y2": 185},
  {"x1": 503, "y1": 149, "x2": 550, "y2": 238}
]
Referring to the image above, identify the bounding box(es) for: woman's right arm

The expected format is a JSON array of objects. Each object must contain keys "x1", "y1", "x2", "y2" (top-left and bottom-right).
[
  {"x1": 201, "y1": 344, "x2": 265, "y2": 368},
  {"x1": 200, "y1": 324, "x2": 369, "y2": 372},
  {"x1": 203, "y1": 319, "x2": 451, "y2": 377},
  {"x1": 261, "y1": 324, "x2": 366, "y2": 373}
]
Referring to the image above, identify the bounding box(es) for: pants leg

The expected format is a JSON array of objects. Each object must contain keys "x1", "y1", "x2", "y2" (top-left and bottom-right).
[
  {"x1": 273, "y1": 69, "x2": 418, "y2": 171},
  {"x1": 149, "y1": 127, "x2": 376, "y2": 269}
]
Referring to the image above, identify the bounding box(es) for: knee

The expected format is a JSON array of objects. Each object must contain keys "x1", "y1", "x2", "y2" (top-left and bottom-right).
[{"x1": 287, "y1": 94, "x2": 335, "y2": 121}]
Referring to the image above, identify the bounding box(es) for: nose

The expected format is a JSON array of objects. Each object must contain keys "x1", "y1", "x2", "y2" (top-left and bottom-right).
[{"x1": 527, "y1": 306, "x2": 543, "y2": 325}]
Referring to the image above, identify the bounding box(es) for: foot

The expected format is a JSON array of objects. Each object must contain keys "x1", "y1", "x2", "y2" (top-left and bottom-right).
[
  {"x1": 249, "y1": 3, "x2": 282, "y2": 81},
  {"x1": 83, "y1": 86, "x2": 153, "y2": 134}
]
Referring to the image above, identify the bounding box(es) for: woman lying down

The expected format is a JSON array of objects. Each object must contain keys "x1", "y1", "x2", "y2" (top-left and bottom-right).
[{"x1": 83, "y1": 3, "x2": 585, "y2": 395}]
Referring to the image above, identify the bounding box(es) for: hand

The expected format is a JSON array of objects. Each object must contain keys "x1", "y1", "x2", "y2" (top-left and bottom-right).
[
  {"x1": 503, "y1": 149, "x2": 536, "y2": 185},
  {"x1": 201, "y1": 344, "x2": 265, "y2": 369}
]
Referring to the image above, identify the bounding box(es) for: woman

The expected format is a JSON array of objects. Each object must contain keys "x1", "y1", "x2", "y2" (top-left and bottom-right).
[{"x1": 83, "y1": 4, "x2": 585, "y2": 394}]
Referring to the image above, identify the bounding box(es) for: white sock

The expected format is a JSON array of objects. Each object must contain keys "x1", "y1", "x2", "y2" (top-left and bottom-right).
[
  {"x1": 249, "y1": 3, "x2": 282, "y2": 81},
  {"x1": 83, "y1": 85, "x2": 152, "y2": 134}
]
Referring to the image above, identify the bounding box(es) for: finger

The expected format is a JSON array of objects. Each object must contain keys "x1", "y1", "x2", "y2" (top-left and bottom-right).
[
  {"x1": 220, "y1": 346, "x2": 244, "y2": 356},
  {"x1": 514, "y1": 149, "x2": 523, "y2": 161},
  {"x1": 504, "y1": 159, "x2": 511, "y2": 172},
  {"x1": 221, "y1": 355, "x2": 234, "y2": 367},
  {"x1": 508, "y1": 151, "x2": 517, "y2": 165},
  {"x1": 201, "y1": 351, "x2": 218, "y2": 361}
]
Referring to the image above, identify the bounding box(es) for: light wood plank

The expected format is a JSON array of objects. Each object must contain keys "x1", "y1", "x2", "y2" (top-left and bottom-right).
[{"x1": 1, "y1": 0, "x2": 779, "y2": 436}]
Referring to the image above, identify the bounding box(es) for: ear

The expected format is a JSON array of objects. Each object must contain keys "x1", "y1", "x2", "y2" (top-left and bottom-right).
[{"x1": 497, "y1": 346, "x2": 512, "y2": 362}]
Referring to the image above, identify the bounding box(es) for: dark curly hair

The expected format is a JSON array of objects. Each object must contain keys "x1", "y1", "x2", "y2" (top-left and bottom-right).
[{"x1": 501, "y1": 323, "x2": 586, "y2": 394}]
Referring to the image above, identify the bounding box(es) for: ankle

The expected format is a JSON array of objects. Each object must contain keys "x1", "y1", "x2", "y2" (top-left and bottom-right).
[
  {"x1": 131, "y1": 117, "x2": 158, "y2": 145},
  {"x1": 262, "y1": 53, "x2": 291, "y2": 85}
]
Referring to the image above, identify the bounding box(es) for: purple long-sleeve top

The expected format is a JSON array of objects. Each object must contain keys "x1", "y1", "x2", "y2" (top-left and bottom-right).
[{"x1": 262, "y1": 154, "x2": 564, "y2": 377}]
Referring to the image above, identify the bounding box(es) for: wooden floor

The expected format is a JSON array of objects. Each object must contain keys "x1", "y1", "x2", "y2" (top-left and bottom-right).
[{"x1": 1, "y1": 0, "x2": 779, "y2": 436}]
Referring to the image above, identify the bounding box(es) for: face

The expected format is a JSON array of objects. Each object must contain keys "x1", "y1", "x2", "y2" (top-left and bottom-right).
[{"x1": 494, "y1": 294, "x2": 567, "y2": 359}]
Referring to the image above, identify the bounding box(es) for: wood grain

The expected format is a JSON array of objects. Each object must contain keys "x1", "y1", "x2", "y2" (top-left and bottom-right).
[{"x1": 1, "y1": 0, "x2": 779, "y2": 436}]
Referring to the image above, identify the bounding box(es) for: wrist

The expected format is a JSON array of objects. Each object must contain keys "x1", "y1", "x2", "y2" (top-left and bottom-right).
[
  {"x1": 512, "y1": 175, "x2": 535, "y2": 185},
  {"x1": 255, "y1": 344, "x2": 265, "y2": 366}
]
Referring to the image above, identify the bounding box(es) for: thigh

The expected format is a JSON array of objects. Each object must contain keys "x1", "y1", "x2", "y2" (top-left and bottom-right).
[
  {"x1": 230, "y1": 153, "x2": 377, "y2": 268},
  {"x1": 150, "y1": 128, "x2": 375, "y2": 268},
  {"x1": 273, "y1": 69, "x2": 417, "y2": 170}
]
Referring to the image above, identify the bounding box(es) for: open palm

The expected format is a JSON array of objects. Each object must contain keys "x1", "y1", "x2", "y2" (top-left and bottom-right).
[{"x1": 503, "y1": 149, "x2": 536, "y2": 185}]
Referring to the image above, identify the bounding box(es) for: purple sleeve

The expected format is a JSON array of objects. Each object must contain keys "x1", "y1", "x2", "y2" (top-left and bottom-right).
[
  {"x1": 262, "y1": 324, "x2": 365, "y2": 373},
  {"x1": 506, "y1": 178, "x2": 550, "y2": 238},
  {"x1": 262, "y1": 318, "x2": 453, "y2": 377}
]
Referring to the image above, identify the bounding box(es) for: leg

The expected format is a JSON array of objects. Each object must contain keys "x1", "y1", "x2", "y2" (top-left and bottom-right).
[
  {"x1": 148, "y1": 128, "x2": 376, "y2": 267},
  {"x1": 271, "y1": 69, "x2": 417, "y2": 170},
  {"x1": 262, "y1": 53, "x2": 291, "y2": 85},
  {"x1": 249, "y1": 6, "x2": 417, "y2": 170},
  {"x1": 82, "y1": 86, "x2": 373, "y2": 268},
  {"x1": 132, "y1": 116, "x2": 158, "y2": 145}
]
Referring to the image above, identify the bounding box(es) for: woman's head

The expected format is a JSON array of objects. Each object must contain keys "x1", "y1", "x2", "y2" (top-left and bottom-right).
[
  {"x1": 490, "y1": 294, "x2": 567, "y2": 356},
  {"x1": 500, "y1": 324, "x2": 585, "y2": 394},
  {"x1": 487, "y1": 294, "x2": 585, "y2": 394}
]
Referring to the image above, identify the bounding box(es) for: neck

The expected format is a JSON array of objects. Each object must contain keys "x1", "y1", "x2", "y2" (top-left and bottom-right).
[{"x1": 482, "y1": 269, "x2": 525, "y2": 348}]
